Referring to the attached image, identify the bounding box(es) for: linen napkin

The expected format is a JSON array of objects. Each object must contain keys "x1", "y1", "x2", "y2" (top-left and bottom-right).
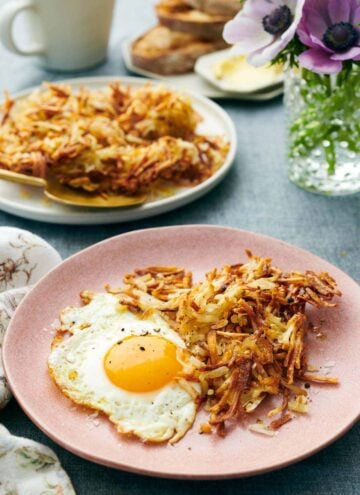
[{"x1": 0, "y1": 227, "x2": 75, "y2": 494}]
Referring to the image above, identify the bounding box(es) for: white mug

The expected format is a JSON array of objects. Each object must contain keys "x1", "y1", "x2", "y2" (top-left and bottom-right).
[{"x1": 0, "y1": 0, "x2": 115, "y2": 71}]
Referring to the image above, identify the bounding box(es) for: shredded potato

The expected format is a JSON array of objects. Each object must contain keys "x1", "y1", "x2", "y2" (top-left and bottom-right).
[
  {"x1": 0, "y1": 82, "x2": 229, "y2": 196},
  {"x1": 103, "y1": 251, "x2": 341, "y2": 436}
]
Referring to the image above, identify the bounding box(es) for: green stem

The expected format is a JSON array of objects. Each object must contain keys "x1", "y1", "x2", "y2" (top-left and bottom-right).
[
  {"x1": 323, "y1": 74, "x2": 336, "y2": 171},
  {"x1": 325, "y1": 140, "x2": 336, "y2": 174},
  {"x1": 323, "y1": 74, "x2": 332, "y2": 97},
  {"x1": 288, "y1": 63, "x2": 360, "y2": 174}
]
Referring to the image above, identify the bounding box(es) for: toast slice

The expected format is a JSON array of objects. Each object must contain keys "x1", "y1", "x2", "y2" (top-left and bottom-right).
[
  {"x1": 130, "y1": 25, "x2": 227, "y2": 75},
  {"x1": 156, "y1": 0, "x2": 232, "y2": 40},
  {"x1": 183, "y1": 0, "x2": 241, "y2": 16}
]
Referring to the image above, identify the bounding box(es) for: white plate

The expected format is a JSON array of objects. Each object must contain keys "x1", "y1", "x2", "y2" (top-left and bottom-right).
[
  {"x1": 195, "y1": 49, "x2": 284, "y2": 94},
  {"x1": 0, "y1": 76, "x2": 236, "y2": 225},
  {"x1": 121, "y1": 39, "x2": 284, "y2": 101}
]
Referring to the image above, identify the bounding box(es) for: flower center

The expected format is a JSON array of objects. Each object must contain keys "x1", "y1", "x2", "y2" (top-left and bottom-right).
[
  {"x1": 262, "y1": 5, "x2": 293, "y2": 36},
  {"x1": 323, "y1": 22, "x2": 359, "y2": 52}
]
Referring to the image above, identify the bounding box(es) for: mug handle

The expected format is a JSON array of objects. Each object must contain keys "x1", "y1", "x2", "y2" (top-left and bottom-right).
[{"x1": 0, "y1": 0, "x2": 44, "y2": 56}]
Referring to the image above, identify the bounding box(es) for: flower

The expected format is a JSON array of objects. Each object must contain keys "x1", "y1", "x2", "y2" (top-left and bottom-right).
[
  {"x1": 223, "y1": 0, "x2": 305, "y2": 66},
  {"x1": 297, "y1": 0, "x2": 360, "y2": 74}
]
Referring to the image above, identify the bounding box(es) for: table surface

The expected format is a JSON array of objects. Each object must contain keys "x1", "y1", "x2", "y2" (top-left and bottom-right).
[{"x1": 0, "y1": 1, "x2": 359, "y2": 493}]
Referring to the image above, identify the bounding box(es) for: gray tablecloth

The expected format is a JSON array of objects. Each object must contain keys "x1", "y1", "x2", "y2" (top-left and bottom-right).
[{"x1": 0, "y1": 1, "x2": 359, "y2": 493}]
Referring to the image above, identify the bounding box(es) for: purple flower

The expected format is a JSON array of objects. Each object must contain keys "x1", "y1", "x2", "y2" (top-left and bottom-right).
[
  {"x1": 298, "y1": 0, "x2": 360, "y2": 74},
  {"x1": 223, "y1": 0, "x2": 305, "y2": 66}
]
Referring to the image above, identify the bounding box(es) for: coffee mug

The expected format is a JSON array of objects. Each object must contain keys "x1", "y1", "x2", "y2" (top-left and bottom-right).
[{"x1": 0, "y1": 0, "x2": 115, "y2": 71}]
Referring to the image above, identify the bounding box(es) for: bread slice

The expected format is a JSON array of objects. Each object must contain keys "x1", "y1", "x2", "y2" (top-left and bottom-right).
[
  {"x1": 183, "y1": 0, "x2": 241, "y2": 16},
  {"x1": 130, "y1": 25, "x2": 227, "y2": 75},
  {"x1": 156, "y1": 0, "x2": 232, "y2": 40}
]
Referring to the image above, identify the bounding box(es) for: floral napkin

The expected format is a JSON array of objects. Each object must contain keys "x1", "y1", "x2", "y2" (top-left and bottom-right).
[{"x1": 0, "y1": 227, "x2": 75, "y2": 494}]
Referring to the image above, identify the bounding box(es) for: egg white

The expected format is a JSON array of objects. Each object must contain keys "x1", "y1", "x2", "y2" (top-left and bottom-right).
[{"x1": 48, "y1": 293, "x2": 200, "y2": 443}]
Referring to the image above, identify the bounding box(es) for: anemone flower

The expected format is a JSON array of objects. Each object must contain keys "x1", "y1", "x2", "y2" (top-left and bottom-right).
[
  {"x1": 297, "y1": 0, "x2": 360, "y2": 74},
  {"x1": 223, "y1": 0, "x2": 305, "y2": 66}
]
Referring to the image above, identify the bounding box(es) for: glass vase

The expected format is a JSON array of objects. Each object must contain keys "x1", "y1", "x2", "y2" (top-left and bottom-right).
[{"x1": 284, "y1": 66, "x2": 360, "y2": 196}]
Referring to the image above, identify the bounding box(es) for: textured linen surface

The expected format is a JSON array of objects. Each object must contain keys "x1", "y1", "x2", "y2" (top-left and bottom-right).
[
  {"x1": 0, "y1": 0, "x2": 359, "y2": 494},
  {"x1": 0, "y1": 425, "x2": 75, "y2": 495},
  {"x1": 0, "y1": 227, "x2": 62, "y2": 407},
  {"x1": 0, "y1": 229, "x2": 74, "y2": 494}
]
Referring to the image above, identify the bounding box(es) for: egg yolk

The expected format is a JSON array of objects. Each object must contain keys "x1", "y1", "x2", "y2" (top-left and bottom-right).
[{"x1": 104, "y1": 335, "x2": 182, "y2": 393}]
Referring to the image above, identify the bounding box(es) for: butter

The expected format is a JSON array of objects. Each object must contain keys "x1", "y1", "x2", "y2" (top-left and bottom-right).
[{"x1": 214, "y1": 55, "x2": 283, "y2": 92}]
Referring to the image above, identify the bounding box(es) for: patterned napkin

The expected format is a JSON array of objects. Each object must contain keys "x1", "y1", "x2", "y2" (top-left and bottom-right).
[{"x1": 0, "y1": 227, "x2": 75, "y2": 494}]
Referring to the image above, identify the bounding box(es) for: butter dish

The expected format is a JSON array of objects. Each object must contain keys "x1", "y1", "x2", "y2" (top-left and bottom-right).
[{"x1": 195, "y1": 48, "x2": 284, "y2": 94}]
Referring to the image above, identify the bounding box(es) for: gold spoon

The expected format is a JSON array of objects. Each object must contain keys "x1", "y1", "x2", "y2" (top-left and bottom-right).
[{"x1": 0, "y1": 169, "x2": 147, "y2": 208}]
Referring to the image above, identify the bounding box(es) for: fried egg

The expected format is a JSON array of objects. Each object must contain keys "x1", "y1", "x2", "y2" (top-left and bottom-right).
[{"x1": 48, "y1": 293, "x2": 200, "y2": 443}]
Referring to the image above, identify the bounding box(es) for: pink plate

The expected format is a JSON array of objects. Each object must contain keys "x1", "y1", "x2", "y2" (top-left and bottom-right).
[{"x1": 3, "y1": 226, "x2": 360, "y2": 479}]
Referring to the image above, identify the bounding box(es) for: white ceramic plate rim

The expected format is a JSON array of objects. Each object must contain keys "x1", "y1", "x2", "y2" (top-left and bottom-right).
[
  {"x1": 121, "y1": 38, "x2": 284, "y2": 101},
  {"x1": 121, "y1": 38, "x2": 225, "y2": 98},
  {"x1": 0, "y1": 76, "x2": 237, "y2": 225}
]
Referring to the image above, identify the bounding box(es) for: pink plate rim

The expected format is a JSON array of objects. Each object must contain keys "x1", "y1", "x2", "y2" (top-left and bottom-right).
[{"x1": 3, "y1": 225, "x2": 360, "y2": 479}]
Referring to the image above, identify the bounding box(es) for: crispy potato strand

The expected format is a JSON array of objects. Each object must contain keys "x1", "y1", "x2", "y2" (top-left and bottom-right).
[
  {"x1": 0, "y1": 82, "x2": 229, "y2": 196},
  {"x1": 105, "y1": 251, "x2": 341, "y2": 435}
]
